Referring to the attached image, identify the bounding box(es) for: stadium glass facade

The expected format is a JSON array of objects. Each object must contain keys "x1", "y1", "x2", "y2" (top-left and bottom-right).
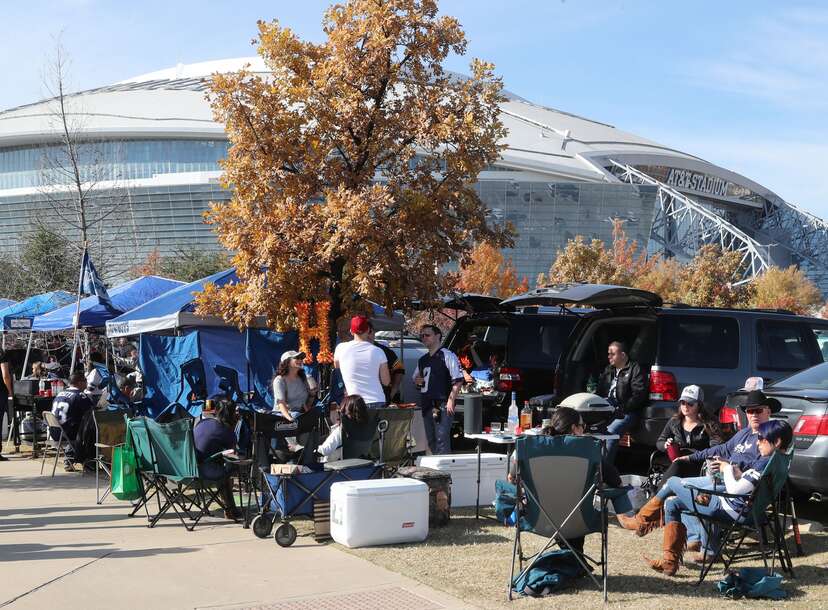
[{"x1": 0, "y1": 135, "x2": 661, "y2": 281}]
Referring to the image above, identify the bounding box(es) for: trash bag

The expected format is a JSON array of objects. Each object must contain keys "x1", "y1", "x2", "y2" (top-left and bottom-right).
[
  {"x1": 512, "y1": 549, "x2": 590, "y2": 596},
  {"x1": 717, "y1": 568, "x2": 786, "y2": 600}
]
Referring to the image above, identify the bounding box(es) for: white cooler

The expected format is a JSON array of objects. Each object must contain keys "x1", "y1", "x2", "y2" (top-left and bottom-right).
[
  {"x1": 330, "y1": 478, "x2": 429, "y2": 548},
  {"x1": 417, "y1": 453, "x2": 506, "y2": 507}
]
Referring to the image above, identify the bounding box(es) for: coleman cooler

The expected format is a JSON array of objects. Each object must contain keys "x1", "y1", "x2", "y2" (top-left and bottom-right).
[{"x1": 330, "y1": 478, "x2": 429, "y2": 548}]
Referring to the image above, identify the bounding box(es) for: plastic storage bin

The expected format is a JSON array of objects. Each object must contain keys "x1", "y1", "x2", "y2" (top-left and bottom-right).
[
  {"x1": 330, "y1": 478, "x2": 429, "y2": 548},
  {"x1": 417, "y1": 453, "x2": 506, "y2": 507}
]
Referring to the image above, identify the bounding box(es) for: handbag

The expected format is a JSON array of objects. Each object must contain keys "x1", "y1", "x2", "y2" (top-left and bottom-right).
[{"x1": 110, "y1": 432, "x2": 140, "y2": 501}]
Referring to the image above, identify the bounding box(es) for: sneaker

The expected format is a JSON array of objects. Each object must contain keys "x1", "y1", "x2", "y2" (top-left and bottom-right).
[
  {"x1": 0, "y1": 454, "x2": 8, "y2": 462},
  {"x1": 63, "y1": 461, "x2": 76, "y2": 472}
]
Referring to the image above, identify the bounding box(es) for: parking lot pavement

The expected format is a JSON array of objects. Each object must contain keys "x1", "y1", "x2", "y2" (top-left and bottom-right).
[{"x1": 0, "y1": 455, "x2": 475, "y2": 610}]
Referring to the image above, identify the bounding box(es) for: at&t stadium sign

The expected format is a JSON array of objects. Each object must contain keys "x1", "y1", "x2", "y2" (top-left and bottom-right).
[{"x1": 666, "y1": 168, "x2": 732, "y2": 198}]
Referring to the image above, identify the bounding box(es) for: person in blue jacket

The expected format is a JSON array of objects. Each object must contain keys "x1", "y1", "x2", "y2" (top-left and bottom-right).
[{"x1": 618, "y1": 389, "x2": 778, "y2": 537}]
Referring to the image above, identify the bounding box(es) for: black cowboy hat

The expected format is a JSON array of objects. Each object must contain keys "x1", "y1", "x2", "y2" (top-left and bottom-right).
[{"x1": 740, "y1": 389, "x2": 782, "y2": 414}]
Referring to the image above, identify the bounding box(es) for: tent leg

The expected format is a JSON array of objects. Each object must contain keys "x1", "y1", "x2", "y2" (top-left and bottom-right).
[{"x1": 22, "y1": 331, "x2": 34, "y2": 379}]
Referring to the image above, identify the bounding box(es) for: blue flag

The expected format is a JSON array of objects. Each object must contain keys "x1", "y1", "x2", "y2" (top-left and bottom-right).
[{"x1": 79, "y1": 249, "x2": 112, "y2": 306}]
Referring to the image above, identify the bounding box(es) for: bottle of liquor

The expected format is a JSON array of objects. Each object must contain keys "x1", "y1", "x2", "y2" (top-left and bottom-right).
[
  {"x1": 506, "y1": 392, "x2": 519, "y2": 434},
  {"x1": 520, "y1": 400, "x2": 533, "y2": 430}
]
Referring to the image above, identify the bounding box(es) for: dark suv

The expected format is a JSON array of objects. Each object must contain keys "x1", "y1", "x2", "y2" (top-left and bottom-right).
[
  {"x1": 504, "y1": 283, "x2": 828, "y2": 451},
  {"x1": 437, "y1": 294, "x2": 577, "y2": 426}
]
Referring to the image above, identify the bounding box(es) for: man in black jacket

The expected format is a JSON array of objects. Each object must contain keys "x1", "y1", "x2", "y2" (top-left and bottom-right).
[{"x1": 597, "y1": 341, "x2": 647, "y2": 460}]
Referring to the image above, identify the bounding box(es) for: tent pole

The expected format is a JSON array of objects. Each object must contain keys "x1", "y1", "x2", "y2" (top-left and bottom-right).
[
  {"x1": 69, "y1": 245, "x2": 87, "y2": 374},
  {"x1": 21, "y1": 331, "x2": 33, "y2": 379},
  {"x1": 399, "y1": 323, "x2": 405, "y2": 402}
]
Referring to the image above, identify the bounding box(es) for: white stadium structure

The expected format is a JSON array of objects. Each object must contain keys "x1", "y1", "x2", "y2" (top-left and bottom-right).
[{"x1": 1, "y1": 58, "x2": 826, "y2": 291}]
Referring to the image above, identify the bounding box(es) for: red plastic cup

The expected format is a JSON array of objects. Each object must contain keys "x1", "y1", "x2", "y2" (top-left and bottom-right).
[{"x1": 666, "y1": 444, "x2": 681, "y2": 462}]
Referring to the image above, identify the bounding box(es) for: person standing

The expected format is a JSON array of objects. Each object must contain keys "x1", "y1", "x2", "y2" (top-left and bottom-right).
[
  {"x1": 333, "y1": 315, "x2": 390, "y2": 409},
  {"x1": 414, "y1": 325, "x2": 463, "y2": 454},
  {"x1": 0, "y1": 350, "x2": 12, "y2": 461},
  {"x1": 597, "y1": 340, "x2": 647, "y2": 460}
]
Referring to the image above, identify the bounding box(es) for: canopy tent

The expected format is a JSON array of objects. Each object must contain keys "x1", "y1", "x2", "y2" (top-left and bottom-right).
[
  {"x1": 32, "y1": 276, "x2": 184, "y2": 332},
  {"x1": 106, "y1": 267, "x2": 405, "y2": 337},
  {"x1": 0, "y1": 291, "x2": 75, "y2": 330},
  {"x1": 0, "y1": 298, "x2": 15, "y2": 310}
]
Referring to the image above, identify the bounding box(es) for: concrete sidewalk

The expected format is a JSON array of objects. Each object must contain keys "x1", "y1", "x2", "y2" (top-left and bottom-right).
[{"x1": 0, "y1": 454, "x2": 475, "y2": 610}]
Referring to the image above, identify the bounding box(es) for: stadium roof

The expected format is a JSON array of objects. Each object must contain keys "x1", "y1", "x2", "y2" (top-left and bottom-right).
[{"x1": 0, "y1": 57, "x2": 776, "y2": 198}]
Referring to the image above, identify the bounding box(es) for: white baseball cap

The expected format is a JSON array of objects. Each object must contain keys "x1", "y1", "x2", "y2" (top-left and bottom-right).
[
  {"x1": 679, "y1": 385, "x2": 703, "y2": 405},
  {"x1": 280, "y1": 350, "x2": 306, "y2": 363}
]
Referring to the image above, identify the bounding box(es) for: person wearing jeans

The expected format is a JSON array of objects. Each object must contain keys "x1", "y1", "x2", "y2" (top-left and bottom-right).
[
  {"x1": 414, "y1": 325, "x2": 463, "y2": 455},
  {"x1": 597, "y1": 341, "x2": 647, "y2": 460}
]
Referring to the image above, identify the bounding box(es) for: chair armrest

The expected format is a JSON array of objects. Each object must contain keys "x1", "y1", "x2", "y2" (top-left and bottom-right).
[
  {"x1": 685, "y1": 483, "x2": 748, "y2": 500},
  {"x1": 94, "y1": 442, "x2": 124, "y2": 449}
]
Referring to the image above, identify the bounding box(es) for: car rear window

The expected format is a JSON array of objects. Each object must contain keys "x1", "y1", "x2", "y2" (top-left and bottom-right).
[
  {"x1": 772, "y1": 362, "x2": 828, "y2": 390},
  {"x1": 508, "y1": 317, "x2": 576, "y2": 368},
  {"x1": 757, "y1": 320, "x2": 824, "y2": 372},
  {"x1": 658, "y1": 315, "x2": 739, "y2": 369}
]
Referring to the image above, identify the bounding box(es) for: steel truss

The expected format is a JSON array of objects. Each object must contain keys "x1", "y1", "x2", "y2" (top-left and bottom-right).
[
  {"x1": 753, "y1": 199, "x2": 828, "y2": 292},
  {"x1": 610, "y1": 161, "x2": 770, "y2": 284}
]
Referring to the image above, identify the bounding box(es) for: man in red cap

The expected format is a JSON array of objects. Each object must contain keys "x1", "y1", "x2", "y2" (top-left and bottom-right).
[{"x1": 333, "y1": 315, "x2": 391, "y2": 408}]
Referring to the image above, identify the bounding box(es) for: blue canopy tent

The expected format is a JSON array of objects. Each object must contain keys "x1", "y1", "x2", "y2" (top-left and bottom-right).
[
  {"x1": 0, "y1": 291, "x2": 74, "y2": 330},
  {"x1": 32, "y1": 276, "x2": 184, "y2": 331},
  {"x1": 0, "y1": 298, "x2": 15, "y2": 310}
]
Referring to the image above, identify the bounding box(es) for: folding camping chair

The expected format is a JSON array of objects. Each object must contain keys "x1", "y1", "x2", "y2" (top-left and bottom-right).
[
  {"x1": 214, "y1": 364, "x2": 249, "y2": 408},
  {"x1": 507, "y1": 435, "x2": 618, "y2": 603},
  {"x1": 685, "y1": 449, "x2": 796, "y2": 585},
  {"x1": 338, "y1": 407, "x2": 414, "y2": 474},
  {"x1": 127, "y1": 416, "x2": 229, "y2": 531},
  {"x1": 91, "y1": 409, "x2": 127, "y2": 504},
  {"x1": 40, "y1": 411, "x2": 76, "y2": 477}
]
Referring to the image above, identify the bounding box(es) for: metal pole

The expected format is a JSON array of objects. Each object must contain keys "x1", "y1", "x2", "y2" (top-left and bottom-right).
[
  {"x1": 21, "y1": 331, "x2": 34, "y2": 379},
  {"x1": 69, "y1": 245, "x2": 87, "y2": 374}
]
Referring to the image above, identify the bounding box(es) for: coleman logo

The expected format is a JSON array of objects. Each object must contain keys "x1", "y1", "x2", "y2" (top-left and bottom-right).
[
  {"x1": 402, "y1": 522, "x2": 415, "y2": 528},
  {"x1": 666, "y1": 168, "x2": 731, "y2": 198}
]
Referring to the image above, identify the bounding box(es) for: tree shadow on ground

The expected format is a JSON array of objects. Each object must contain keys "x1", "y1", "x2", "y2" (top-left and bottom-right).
[{"x1": 0, "y1": 541, "x2": 197, "y2": 562}]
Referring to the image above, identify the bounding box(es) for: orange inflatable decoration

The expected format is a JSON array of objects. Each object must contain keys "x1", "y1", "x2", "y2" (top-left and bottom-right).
[{"x1": 295, "y1": 301, "x2": 333, "y2": 364}]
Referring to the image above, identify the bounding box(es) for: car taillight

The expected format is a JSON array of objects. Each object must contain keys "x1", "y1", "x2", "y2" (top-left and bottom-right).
[
  {"x1": 719, "y1": 405, "x2": 742, "y2": 430},
  {"x1": 794, "y1": 411, "x2": 828, "y2": 436},
  {"x1": 497, "y1": 367, "x2": 522, "y2": 392},
  {"x1": 649, "y1": 369, "x2": 678, "y2": 401}
]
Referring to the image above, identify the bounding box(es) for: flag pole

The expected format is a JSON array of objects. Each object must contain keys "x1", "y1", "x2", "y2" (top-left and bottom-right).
[{"x1": 69, "y1": 244, "x2": 87, "y2": 375}]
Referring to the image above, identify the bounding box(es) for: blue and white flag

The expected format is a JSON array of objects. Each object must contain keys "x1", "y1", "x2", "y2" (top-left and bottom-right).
[{"x1": 79, "y1": 249, "x2": 112, "y2": 306}]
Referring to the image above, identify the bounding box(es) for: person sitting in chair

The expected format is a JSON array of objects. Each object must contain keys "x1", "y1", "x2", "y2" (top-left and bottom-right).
[
  {"x1": 317, "y1": 395, "x2": 368, "y2": 461},
  {"x1": 641, "y1": 420, "x2": 792, "y2": 577},
  {"x1": 50, "y1": 371, "x2": 95, "y2": 471},
  {"x1": 193, "y1": 400, "x2": 241, "y2": 520}
]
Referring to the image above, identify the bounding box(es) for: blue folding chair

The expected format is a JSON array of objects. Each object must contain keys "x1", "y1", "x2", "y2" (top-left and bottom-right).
[{"x1": 508, "y1": 435, "x2": 621, "y2": 602}]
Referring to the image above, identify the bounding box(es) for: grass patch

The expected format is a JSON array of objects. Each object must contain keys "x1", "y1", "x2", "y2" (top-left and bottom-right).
[{"x1": 338, "y1": 508, "x2": 828, "y2": 609}]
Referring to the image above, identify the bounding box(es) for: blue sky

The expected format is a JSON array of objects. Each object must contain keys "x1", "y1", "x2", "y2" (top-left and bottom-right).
[{"x1": 3, "y1": 0, "x2": 827, "y2": 218}]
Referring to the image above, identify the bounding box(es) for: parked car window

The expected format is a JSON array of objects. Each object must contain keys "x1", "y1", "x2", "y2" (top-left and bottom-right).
[
  {"x1": 757, "y1": 320, "x2": 823, "y2": 372},
  {"x1": 772, "y1": 362, "x2": 828, "y2": 390},
  {"x1": 658, "y1": 315, "x2": 739, "y2": 369},
  {"x1": 810, "y1": 326, "x2": 828, "y2": 363},
  {"x1": 509, "y1": 317, "x2": 575, "y2": 368}
]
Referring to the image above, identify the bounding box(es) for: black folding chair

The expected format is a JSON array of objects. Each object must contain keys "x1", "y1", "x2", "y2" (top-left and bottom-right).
[{"x1": 685, "y1": 449, "x2": 795, "y2": 585}]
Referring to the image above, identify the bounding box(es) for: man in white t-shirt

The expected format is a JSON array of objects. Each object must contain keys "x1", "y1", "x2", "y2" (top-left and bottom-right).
[{"x1": 333, "y1": 315, "x2": 390, "y2": 408}]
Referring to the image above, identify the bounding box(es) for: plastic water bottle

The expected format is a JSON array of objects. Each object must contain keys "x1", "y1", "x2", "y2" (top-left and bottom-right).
[{"x1": 507, "y1": 392, "x2": 519, "y2": 434}]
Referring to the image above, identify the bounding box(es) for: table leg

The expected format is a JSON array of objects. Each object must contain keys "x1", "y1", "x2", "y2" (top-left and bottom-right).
[
  {"x1": 31, "y1": 412, "x2": 39, "y2": 459},
  {"x1": 475, "y1": 438, "x2": 482, "y2": 520}
]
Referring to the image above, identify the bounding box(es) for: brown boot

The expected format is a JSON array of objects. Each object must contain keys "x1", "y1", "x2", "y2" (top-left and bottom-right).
[
  {"x1": 616, "y1": 496, "x2": 664, "y2": 537},
  {"x1": 645, "y1": 522, "x2": 687, "y2": 576}
]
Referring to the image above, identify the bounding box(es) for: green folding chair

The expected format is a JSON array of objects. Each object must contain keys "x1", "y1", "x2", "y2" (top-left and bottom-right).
[
  {"x1": 685, "y1": 449, "x2": 795, "y2": 585},
  {"x1": 127, "y1": 416, "x2": 228, "y2": 531},
  {"x1": 508, "y1": 435, "x2": 619, "y2": 603}
]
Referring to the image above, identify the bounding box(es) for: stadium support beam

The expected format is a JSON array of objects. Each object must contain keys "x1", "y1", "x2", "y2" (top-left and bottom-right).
[{"x1": 610, "y1": 161, "x2": 771, "y2": 284}]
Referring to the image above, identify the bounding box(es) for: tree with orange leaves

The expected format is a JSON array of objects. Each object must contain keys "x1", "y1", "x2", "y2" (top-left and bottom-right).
[
  {"x1": 750, "y1": 266, "x2": 822, "y2": 315},
  {"x1": 196, "y1": 0, "x2": 512, "y2": 336},
  {"x1": 457, "y1": 242, "x2": 528, "y2": 297}
]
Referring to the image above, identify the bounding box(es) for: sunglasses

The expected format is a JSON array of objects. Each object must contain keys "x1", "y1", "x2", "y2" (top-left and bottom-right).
[{"x1": 745, "y1": 407, "x2": 766, "y2": 415}]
